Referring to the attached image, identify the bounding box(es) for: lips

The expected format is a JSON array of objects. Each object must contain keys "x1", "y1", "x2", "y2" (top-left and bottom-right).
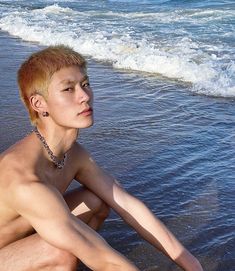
[{"x1": 79, "y1": 107, "x2": 93, "y2": 115}]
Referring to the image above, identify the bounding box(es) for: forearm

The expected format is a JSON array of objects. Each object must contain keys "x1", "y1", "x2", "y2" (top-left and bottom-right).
[
  {"x1": 39, "y1": 215, "x2": 139, "y2": 271},
  {"x1": 70, "y1": 215, "x2": 139, "y2": 271},
  {"x1": 118, "y1": 196, "x2": 202, "y2": 271},
  {"x1": 13, "y1": 181, "x2": 139, "y2": 270}
]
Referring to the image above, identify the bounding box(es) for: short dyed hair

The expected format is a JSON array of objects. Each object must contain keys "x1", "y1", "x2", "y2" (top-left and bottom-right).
[{"x1": 18, "y1": 45, "x2": 87, "y2": 124}]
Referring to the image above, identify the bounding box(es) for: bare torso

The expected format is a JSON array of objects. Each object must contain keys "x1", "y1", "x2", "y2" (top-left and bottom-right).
[{"x1": 0, "y1": 133, "x2": 82, "y2": 249}]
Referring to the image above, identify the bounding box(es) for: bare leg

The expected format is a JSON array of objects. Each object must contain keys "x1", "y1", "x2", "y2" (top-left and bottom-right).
[
  {"x1": 64, "y1": 186, "x2": 110, "y2": 230},
  {"x1": 0, "y1": 234, "x2": 78, "y2": 271},
  {"x1": 0, "y1": 187, "x2": 110, "y2": 271}
]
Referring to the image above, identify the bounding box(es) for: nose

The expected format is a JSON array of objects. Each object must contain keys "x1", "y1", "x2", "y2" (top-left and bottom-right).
[{"x1": 76, "y1": 84, "x2": 91, "y2": 103}]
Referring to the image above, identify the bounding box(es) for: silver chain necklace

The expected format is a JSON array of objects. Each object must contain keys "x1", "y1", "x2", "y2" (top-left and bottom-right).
[{"x1": 33, "y1": 127, "x2": 66, "y2": 169}]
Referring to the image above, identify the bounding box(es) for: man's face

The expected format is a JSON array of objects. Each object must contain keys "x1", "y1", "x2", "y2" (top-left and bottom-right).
[{"x1": 45, "y1": 65, "x2": 94, "y2": 129}]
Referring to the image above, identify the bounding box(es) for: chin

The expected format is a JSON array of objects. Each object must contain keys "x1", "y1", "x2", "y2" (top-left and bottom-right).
[{"x1": 77, "y1": 119, "x2": 94, "y2": 129}]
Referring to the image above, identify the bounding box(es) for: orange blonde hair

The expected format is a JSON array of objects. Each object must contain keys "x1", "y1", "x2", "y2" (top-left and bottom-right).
[{"x1": 18, "y1": 45, "x2": 86, "y2": 124}]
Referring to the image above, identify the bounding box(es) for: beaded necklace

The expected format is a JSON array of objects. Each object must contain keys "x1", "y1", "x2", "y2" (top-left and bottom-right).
[{"x1": 33, "y1": 127, "x2": 66, "y2": 169}]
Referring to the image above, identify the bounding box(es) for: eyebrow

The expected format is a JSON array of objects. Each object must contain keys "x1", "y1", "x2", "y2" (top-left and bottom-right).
[{"x1": 59, "y1": 75, "x2": 89, "y2": 85}]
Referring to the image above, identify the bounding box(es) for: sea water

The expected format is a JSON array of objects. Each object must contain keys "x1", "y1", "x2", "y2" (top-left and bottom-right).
[
  {"x1": 0, "y1": 1, "x2": 234, "y2": 270},
  {"x1": 0, "y1": 0, "x2": 234, "y2": 97}
]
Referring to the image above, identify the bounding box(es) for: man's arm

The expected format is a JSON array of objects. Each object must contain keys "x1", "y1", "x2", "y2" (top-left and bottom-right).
[
  {"x1": 9, "y1": 179, "x2": 139, "y2": 271},
  {"x1": 75, "y1": 145, "x2": 203, "y2": 271}
]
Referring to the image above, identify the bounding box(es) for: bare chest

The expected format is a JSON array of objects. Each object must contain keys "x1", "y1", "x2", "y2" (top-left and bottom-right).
[{"x1": 38, "y1": 163, "x2": 78, "y2": 194}]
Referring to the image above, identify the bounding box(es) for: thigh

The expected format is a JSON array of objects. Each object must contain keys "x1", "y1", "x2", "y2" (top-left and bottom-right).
[{"x1": 0, "y1": 233, "x2": 76, "y2": 271}]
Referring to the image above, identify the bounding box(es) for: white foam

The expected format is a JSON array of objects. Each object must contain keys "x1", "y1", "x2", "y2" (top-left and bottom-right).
[
  {"x1": 0, "y1": 4, "x2": 234, "y2": 98},
  {"x1": 192, "y1": 61, "x2": 235, "y2": 97},
  {"x1": 88, "y1": 8, "x2": 235, "y2": 23},
  {"x1": 36, "y1": 4, "x2": 74, "y2": 14}
]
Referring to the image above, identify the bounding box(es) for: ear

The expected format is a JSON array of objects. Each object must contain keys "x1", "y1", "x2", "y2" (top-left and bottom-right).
[{"x1": 29, "y1": 94, "x2": 48, "y2": 115}]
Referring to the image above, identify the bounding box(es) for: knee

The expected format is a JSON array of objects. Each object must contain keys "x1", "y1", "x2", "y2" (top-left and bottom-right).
[
  {"x1": 97, "y1": 200, "x2": 110, "y2": 220},
  {"x1": 42, "y1": 242, "x2": 77, "y2": 271},
  {"x1": 54, "y1": 250, "x2": 77, "y2": 271},
  {"x1": 86, "y1": 190, "x2": 110, "y2": 219}
]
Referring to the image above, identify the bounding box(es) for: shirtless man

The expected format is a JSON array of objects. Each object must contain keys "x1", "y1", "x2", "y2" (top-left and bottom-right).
[{"x1": 0, "y1": 46, "x2": 203, "y2": 271}]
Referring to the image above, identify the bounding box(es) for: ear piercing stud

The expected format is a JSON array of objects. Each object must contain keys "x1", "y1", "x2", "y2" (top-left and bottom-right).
[{"x1": 42, "y1": 112, "x2": 49, "y2": 117}]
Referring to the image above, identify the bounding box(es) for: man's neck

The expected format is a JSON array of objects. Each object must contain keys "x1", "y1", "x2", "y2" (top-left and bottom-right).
[{"x1": 35, "y1": 124, "x2": 79, "y2": 160}]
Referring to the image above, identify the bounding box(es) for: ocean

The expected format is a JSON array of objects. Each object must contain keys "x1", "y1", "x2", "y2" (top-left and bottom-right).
[{"x1": 0, "y1": 0, "x2": 234, "y2": 270}]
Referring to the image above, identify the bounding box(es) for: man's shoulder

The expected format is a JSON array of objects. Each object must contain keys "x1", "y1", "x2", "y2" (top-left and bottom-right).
[
  {"x1": 0, "y1": 148, "x2": 36, "y2": 189},
  {"x1": 0, "y1": 150, "x2": 21, "y2": 178},
  {"x1": 0, "y1": 152, "x2": 39, "y2": 214},
  {"x1": 1, "y1": 135, "x2": 38, "y2": 174}
]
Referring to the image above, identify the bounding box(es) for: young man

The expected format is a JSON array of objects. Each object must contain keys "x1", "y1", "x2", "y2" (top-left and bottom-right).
[{"x1": 0, "y1": 46, "x2": 203, "y2": 271}]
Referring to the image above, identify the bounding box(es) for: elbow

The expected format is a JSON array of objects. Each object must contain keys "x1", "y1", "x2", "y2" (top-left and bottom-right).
[{"x1": 36, "y1": 218, "x2": 78, "y2": 252}]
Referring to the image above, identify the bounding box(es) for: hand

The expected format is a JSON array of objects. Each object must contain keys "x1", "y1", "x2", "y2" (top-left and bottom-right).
[{"x1": 176, "y1": 249, "x2": 203, "y2": 271}]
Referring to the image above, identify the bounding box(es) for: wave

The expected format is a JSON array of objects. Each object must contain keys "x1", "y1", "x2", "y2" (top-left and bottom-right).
[
  {"x1": 0, "y1": 4, "x2": 234, "y2": 98},
  {"x1": 21, "y1": 4, "x2": 235, "y2": 23},
  {"x1": 36, "y1": 4, "x2": 74, "y2": 14}
]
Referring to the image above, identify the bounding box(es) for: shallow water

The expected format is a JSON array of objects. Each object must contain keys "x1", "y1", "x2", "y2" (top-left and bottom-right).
[
  {"x1": 82, "y1": 62, "x2": 235, "y2": 271},
  {"x1": 0, "y1": 29, "x2": 234, "y2": 270}
]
